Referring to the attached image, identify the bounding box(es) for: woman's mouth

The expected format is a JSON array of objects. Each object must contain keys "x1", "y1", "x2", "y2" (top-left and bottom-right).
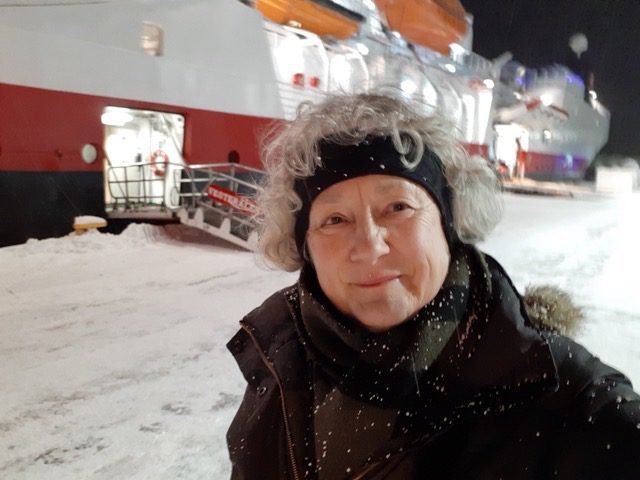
[{"x1": 354, "y1": 275, "x2": 400, "y2": 288}]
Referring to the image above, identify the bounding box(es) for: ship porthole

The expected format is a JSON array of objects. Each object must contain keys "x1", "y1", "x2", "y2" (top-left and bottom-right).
[{"x1": 81, "y1": 143, "x2": 98, "y2": 164}]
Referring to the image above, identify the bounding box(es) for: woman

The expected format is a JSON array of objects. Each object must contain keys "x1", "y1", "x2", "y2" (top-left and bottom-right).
[{"x1": 226, "y1": 94, "x2": 640, "y2": 479}]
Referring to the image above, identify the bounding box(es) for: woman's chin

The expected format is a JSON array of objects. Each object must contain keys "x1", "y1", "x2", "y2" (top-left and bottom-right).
[
  {"x1": 345, "y1": 288, "x2": 421, "y2": 332},
  {"x1": 352, "y1": 308, "x2": 411, "y2": 333}
]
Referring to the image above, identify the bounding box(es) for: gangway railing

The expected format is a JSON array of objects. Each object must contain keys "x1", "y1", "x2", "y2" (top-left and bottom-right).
[
  {"x1": 105, "y1": 160, "x2": 265, "y2": 250},
  {"x1": 176, "y1": 162, "x2": 264, "y2": 250}
]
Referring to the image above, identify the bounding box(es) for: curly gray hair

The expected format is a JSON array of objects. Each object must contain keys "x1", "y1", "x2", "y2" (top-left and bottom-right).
[{"x1": 256, "y1": 93, "x2": 503, "y2": 271}]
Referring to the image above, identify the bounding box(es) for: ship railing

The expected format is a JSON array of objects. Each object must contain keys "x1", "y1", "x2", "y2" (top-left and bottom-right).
[
  {"x1": 365, "y1": 33, "x2": 494, "y2": 78},
  {"x1": 456, "y1": 51, "x2": 493, "y2": 76},
  {"x1": 105, "y1": 160, "x2": 183, "y2": 214}
]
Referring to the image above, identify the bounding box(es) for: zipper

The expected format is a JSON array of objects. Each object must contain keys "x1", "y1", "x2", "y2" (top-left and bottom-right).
[{"x1": 241, "y1": 324, "x2": 302, "y2": 480}]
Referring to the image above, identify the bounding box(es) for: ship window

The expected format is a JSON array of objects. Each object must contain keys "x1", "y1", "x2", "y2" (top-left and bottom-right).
[{"x1": 140, "y1": 22, "x2": 163, "y2": 56}]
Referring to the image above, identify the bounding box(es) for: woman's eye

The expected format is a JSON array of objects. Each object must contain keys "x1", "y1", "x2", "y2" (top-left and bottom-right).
[
  {"x1": 323, "y1": 215, "x2": 345, "y2": 226},
  {"x1": 389, "y1": 202, "x2": 412, "y2": 213}
]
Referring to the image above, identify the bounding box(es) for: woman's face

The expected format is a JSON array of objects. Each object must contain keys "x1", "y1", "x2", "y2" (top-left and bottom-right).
[{"x1": 306, "y1": 175, "x2": 450, "y2": 332}]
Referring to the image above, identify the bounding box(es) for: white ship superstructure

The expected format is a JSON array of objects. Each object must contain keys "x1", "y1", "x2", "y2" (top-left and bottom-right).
[{"x1": 0, "y1": 0, "x2": 610, "y2": 247}]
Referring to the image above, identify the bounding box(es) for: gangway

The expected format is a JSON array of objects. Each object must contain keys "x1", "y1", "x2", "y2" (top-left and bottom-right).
[
  {"x1": 105, "y1": 161, "x2": 264, "y2": 250},
  {"x1": 176, "y1": 163, "x2": 263, "y2": 250}
]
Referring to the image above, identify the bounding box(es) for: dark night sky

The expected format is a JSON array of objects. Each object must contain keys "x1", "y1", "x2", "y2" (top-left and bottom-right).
[{"x1": 461, "y1": 0, "x2": 640, "y2": 156}]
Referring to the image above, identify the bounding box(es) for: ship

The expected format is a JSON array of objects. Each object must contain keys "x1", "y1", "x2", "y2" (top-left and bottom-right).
[{"x1": 0, "y1": 0, "x2": 610, "y2": 248}]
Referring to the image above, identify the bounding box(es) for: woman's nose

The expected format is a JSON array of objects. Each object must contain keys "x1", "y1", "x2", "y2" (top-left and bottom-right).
[{"x1": 349, "y1": 216, "x2": 390, "y2": 263}]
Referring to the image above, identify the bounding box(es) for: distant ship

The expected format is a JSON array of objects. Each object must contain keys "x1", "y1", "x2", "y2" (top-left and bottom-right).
[{"x1": 0, "y1": 0, "x2": 610, "y2": 247}]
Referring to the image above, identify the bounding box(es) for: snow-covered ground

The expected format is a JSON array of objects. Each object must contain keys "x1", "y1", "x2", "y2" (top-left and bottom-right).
[{"x1": 1, "y1": 192, "x2": 639, "y2": 479}]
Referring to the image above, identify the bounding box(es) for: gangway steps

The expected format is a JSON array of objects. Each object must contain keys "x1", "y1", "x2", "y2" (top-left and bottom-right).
[{"x1": 177, "y1": 205, "x2": 258, "y2": 251}]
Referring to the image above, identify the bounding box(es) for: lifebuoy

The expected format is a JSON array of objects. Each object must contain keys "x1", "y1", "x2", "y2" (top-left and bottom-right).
[{"x1": 149, "y1": 149, "x2": 169, "y2": 176}]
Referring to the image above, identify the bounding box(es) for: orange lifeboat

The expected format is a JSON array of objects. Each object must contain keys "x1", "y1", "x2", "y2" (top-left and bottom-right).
[
  {"x1": 255, "y1": 0, "x2": 363, "y2": 39},
  {"x1": 374, "y1": 0, "x2": 468, "y2": 54}
]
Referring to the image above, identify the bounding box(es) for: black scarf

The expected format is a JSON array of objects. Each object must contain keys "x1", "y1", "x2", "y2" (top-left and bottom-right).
[{"x1": 292, "y1": 243, "x2": 484, "y2": 410}]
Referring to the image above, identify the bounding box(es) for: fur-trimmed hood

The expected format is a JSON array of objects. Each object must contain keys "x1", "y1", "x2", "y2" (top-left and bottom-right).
[{"x1": 523, "y1": 285, "x2": 583, "y2": 336}]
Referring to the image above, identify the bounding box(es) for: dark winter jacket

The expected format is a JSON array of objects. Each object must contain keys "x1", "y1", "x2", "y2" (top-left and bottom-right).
[{"x1": 226, "y1": 247, "x2": 640, "y2": 479}]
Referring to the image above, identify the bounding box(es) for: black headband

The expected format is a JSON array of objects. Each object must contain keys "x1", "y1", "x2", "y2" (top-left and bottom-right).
[{"x1": 293, "y1": 136, "x2": 458, "y2": 258}]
